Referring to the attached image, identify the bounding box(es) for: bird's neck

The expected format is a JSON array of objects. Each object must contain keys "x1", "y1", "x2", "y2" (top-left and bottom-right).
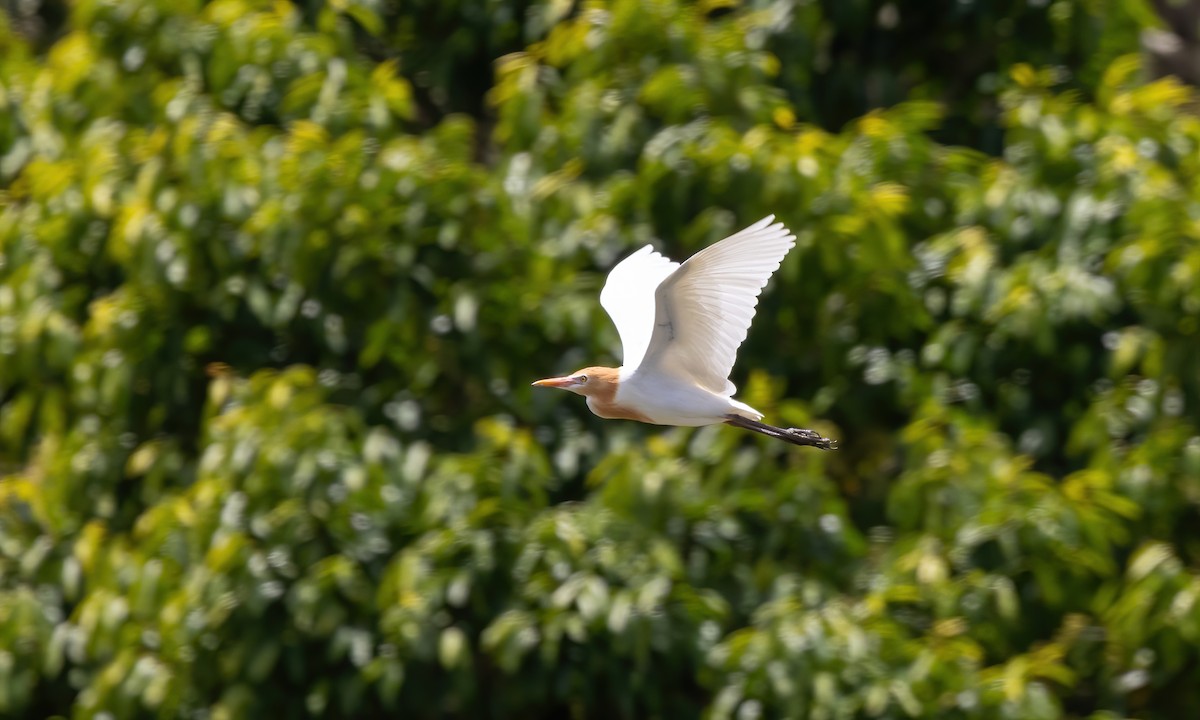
[{"x1": 587, "y1": 394, "x2": 652, "y2": 423}]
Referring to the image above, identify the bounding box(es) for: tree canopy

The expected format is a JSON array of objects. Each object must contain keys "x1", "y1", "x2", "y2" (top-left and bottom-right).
[{"x1": 2, "y1": 0, "x2": 1200, "y2": 717}]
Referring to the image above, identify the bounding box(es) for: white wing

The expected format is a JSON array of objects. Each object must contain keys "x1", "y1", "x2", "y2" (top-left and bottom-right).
[
  {"x1": 640, "y1": 215, "x2": 795, "y2": 394},
  {"x1": 599, "y1": 244, "x2": 680, "y2": 370}
]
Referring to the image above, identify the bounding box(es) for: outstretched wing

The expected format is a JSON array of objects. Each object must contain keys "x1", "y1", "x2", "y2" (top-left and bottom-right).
[
  {"x1": 639, "y1": 215, "x2": 796, "y2": 394},
  {"x1": 599, "y1": 244, "x2": 681, "y2": 370}
]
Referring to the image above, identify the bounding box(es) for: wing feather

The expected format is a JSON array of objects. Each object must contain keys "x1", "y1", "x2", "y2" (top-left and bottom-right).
[
  {"x1": 640, "y1": 216, "x2": 795, "y2": 394},
  {"x1": 599, "y1": 245, "x2": 680, "y2": 370}
]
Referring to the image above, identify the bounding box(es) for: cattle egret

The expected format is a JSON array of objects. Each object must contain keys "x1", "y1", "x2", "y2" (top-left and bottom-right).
[{"x1": 534, "y1": 216, "x2": 837, "y2": 449}]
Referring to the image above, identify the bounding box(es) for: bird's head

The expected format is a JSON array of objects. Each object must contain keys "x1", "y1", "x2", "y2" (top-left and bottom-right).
[{"x1": 532, "y1": 366, "x2": 619, "y2": 398}]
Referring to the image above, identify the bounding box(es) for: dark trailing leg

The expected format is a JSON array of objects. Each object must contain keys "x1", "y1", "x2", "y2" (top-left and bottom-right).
[{"x1": 724, "y1": 414, "x2": 839, "y2": 450}]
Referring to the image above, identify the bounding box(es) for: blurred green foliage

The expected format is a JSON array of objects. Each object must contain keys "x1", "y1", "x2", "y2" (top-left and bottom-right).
[{"x1": 2, "y1": 0, "x2": 1200, "y2": 717}]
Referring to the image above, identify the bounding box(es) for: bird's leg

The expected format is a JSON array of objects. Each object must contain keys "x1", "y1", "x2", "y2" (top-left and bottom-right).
[{"x1": 724, "y1": 414, "x2": 839, "y2": 450}]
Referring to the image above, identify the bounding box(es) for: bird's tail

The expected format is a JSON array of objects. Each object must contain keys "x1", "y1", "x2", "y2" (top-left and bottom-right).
[
  {"x1": 724, "y1": 414, "x2": 838, "y2": 450},
  {"x1": 727, "y1": 398, "x2": 764, "y2": 421}
]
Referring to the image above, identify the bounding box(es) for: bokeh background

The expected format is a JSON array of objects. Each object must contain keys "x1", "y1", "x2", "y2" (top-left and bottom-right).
[{"x1": 3, "y1": 0, "x2": 1200, "y2": 717}]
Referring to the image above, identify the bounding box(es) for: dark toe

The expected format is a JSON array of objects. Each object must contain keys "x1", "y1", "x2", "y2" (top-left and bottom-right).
[
  {"x1": 782, "y1": 427, "x2": 838, "y2": 449},
  {"x1": 785, "y1": 428, "x2": 821, "y2": 439}
]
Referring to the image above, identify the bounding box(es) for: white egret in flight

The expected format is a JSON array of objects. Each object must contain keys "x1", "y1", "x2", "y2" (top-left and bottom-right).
[{"x1": 533, "y1": 215, "x2": 837, "y2": 449}]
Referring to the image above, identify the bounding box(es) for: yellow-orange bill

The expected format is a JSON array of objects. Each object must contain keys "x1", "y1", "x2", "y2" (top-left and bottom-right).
[{"x1": 532, "y1": 376, "x2": 576, "y2": 388}]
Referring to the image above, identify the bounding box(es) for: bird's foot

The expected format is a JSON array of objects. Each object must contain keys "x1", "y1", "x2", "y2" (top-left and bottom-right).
[{"x1": 784, "y1": 427, "x2": 839, "y2": 450}]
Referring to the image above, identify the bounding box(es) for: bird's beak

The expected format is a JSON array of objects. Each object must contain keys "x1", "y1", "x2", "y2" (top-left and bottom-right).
[{"x1": 532, "y1": 375, "x2": 581, "y2": 389}]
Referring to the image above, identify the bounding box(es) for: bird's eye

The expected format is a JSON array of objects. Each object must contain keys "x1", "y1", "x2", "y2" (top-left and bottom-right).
[{"x1": 578, "y1": 375, "x2": 589, "y2": 383}]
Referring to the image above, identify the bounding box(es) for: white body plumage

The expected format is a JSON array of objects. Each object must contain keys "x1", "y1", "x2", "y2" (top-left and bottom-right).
[{"x1": 608, "y1": 367, "x2": 763, "y2": 426}]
